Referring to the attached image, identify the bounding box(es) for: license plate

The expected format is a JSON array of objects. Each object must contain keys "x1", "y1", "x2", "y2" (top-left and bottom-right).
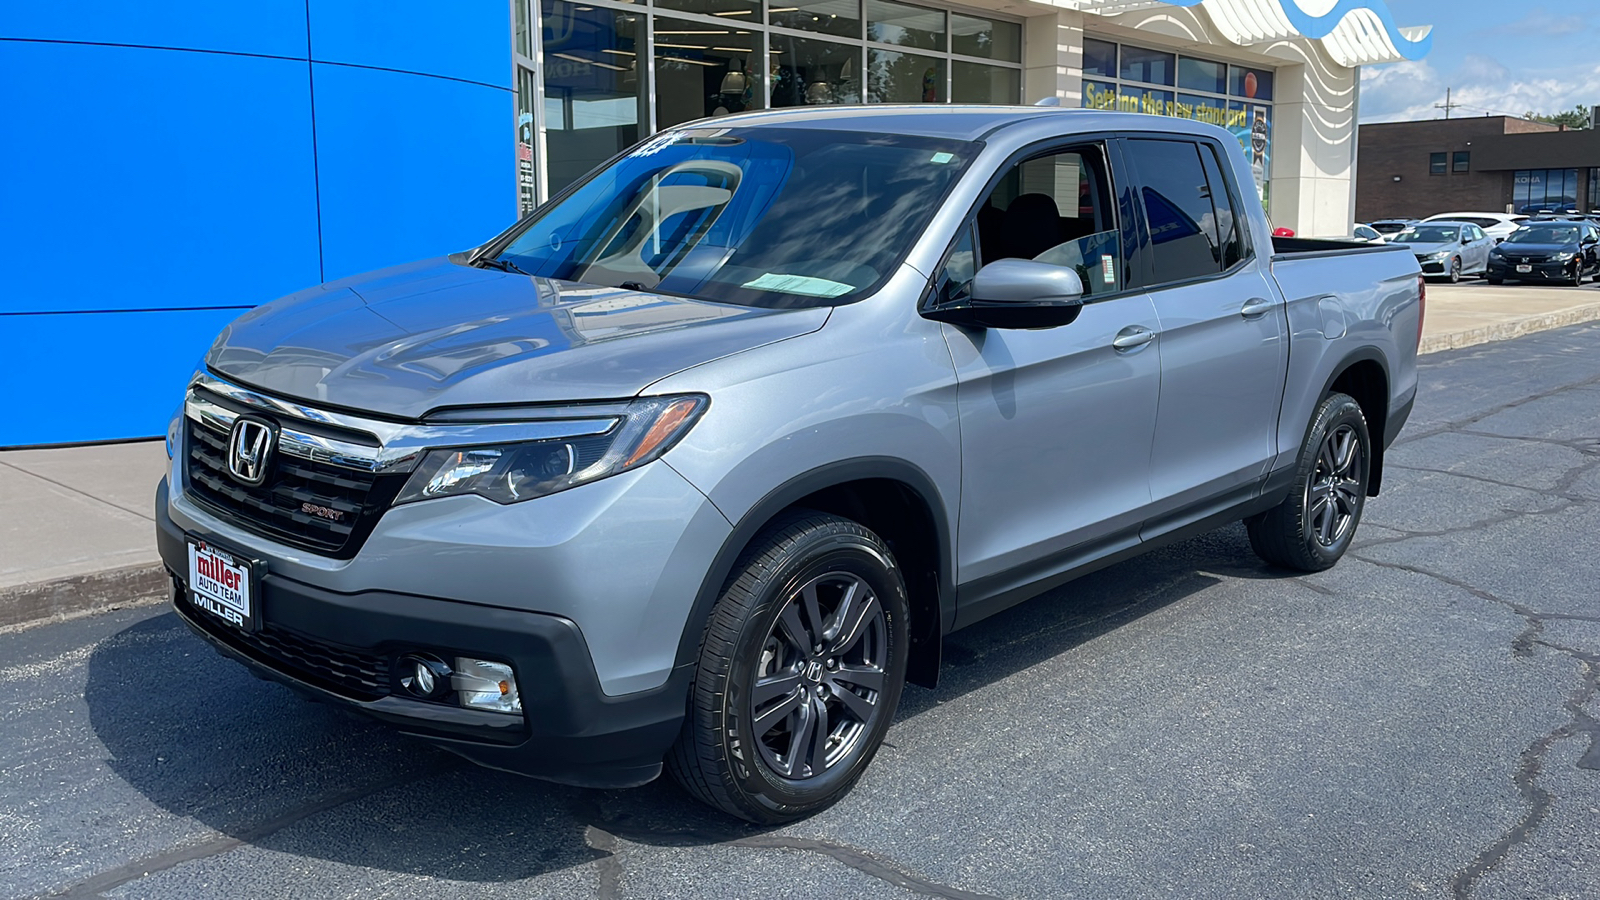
[
  {"x1": 1517, "y1": 265, "x2": 1532, "y2": 273},
  {"x1": 187, "y1": 539, "x2": 255, "y2": 630}
]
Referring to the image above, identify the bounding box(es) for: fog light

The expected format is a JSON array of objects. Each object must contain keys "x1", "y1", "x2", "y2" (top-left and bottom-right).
[
  {"x1": 453, "y1": 657, "x2": 522, "y2": 714},
  {"x1": 398, "y1": 654, "x2": 454, "y2": 700}
]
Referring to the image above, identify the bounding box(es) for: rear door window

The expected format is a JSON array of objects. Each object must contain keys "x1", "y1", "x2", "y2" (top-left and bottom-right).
[{"x1": 1125, "y1": 138, "x2": 1226, "y2": 286}]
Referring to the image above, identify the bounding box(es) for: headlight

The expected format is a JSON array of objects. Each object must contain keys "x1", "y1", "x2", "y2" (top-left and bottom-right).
[
  {"x1": 1424, "y1": 251, "x2": 1449, "y2": 260},
  {"x1": 1488, "y1": 248, "x2": 1502, "y2": 258},
  {"x1": 394, "y1": 395, "x2": 707, "y2": 505},
  {"x1": 1553, "y1": 251, "x2": 1576, "y2": 261}
]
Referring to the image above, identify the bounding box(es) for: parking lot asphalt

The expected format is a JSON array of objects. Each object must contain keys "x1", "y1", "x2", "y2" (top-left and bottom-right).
[{"x1": 3, "y1": 321, "x2": 1600, "y2": 900}]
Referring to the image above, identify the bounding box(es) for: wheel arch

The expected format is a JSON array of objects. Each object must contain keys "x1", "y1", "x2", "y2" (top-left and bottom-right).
[
  {"x1": 1322, "y1": 350, "x2": 1390, "y2": 495},
  {"x1": 675, "y1": 459, "x2": 955, "y2": 690}
]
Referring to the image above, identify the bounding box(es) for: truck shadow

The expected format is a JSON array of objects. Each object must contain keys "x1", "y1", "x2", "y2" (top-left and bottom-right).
[{"x1": 83, "y1": 523, "x2": 1298, "y2": 884}]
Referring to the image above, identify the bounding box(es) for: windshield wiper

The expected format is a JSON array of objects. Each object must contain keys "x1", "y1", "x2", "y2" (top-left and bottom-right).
[{"x1": 471, "y1": 255, "x2": 530, "y2": 275}]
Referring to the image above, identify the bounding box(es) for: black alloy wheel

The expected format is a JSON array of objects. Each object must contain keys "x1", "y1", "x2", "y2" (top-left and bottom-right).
[
  {"x1": 1246, "y1": 392, "x2": 1371, "y2": 571},
  {"x1": 667, "y1": 511, "x2": 909, "y2": 824},
  {"x1": 749, "y1": 571, "x2": 888, "y2": 780},
  {"x1": 1305, "y1": 422, "x2": 1364, "y2": 549},
  {"x1": 1571, "y1": 261, "x2": 1586, "y2": 287}
]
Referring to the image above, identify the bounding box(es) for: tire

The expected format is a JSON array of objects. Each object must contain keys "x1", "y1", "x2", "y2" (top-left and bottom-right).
[
  {"x1": 1487, "y1": 275, "x2": 1504, "y2": 285},
  {"x1": 1447, "y1": 257, "x2": 1461, "y2": 284},
  {"x1": 1246, "y1": 392, "x2": 1371, "y2": 572},
  {"x1": 1570, "y1": 263, "x2": 1585, "y2": 288},
  {"x1": 667, "y1": 511, "x2": 910, "y2": 824}
]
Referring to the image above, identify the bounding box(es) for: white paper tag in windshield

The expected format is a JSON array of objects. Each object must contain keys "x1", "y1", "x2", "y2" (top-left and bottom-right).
[{"x1": 742, "y1": 273, "x2": 854, "y2": 297}]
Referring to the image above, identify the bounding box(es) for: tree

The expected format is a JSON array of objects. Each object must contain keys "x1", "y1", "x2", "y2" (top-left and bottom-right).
[{"x1": 1522, "y1": 105, "x2": 1591, "y2": 129}]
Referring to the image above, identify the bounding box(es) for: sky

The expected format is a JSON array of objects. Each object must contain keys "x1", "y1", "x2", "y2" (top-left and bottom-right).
[{"x1": 1357, "y1": 2, "x2": 1600, "y2": 124}]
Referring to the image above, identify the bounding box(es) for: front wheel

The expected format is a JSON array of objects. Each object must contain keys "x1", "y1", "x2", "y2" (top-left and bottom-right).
[
  {"x1": 1246, "y1": 393, "x2": 1371, "y2": 571},
  {"x1": 1570, "y1": 262, "x2": 1586, "y2": 287},
  {"x1": 1447, "y1": 257, "x2": 1462, "y2": 284},
  {"x1": 667, "y1": 511, "x2": 909, "y2": 824}
]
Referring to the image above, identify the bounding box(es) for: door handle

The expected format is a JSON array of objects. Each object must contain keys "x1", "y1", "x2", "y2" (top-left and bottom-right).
[
  {"x1": 1240, "y1": 297, "x2": 1275, "y2": 319},
  {"x1": 1112, "y1": 325, "x2": 1155, "y2": 350}
]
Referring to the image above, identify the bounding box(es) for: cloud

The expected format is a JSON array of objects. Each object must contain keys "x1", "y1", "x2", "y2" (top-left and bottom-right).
[
  {"x1": 1498, "y1": 8, "x2": 1587, "y2": 36},
  {"x1": 1360, "y1": 56, "x2": 1600, "y2": 123}
]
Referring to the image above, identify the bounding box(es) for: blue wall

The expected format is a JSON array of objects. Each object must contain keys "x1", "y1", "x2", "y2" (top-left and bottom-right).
[{"x1": 0, "y1": 1, "x2": 514, "y2": 446}]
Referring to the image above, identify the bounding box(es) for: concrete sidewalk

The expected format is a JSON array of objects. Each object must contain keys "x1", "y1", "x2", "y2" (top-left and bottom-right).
[{"x1": 4, "y1": 280, "x2": 1600, "y2": 628}]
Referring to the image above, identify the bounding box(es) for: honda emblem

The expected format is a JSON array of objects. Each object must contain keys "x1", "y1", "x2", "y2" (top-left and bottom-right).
[{"x1": 226, "y1": 418, "x2": 275, "y2": 486}]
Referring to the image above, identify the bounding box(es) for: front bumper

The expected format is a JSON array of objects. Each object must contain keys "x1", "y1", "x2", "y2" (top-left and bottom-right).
[
  {"x1": 1487, "y1": 259, "x2": 1575, "y2": 281},
  {"x1": 157, "y1": 479, "x2": 694, "y2": 788}
]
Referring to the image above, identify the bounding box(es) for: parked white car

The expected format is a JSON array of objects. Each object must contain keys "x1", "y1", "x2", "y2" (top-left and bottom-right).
[{"x1": 1421, "y1": 212, "x2": 1527, "y2": 243}]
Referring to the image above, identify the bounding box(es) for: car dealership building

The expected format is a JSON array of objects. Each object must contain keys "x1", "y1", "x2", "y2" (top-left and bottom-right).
[{"x1": 1, "y1": 0, "x2": 1430, "y2": 446}]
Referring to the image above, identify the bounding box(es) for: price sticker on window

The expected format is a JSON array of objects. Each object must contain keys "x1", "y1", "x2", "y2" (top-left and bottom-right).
[{"x1": 1101, "y1": 255, "x2": 1116, "y2": 285}]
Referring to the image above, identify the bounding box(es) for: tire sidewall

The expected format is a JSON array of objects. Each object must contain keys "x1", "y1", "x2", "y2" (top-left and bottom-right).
[
  {"x1": 720, "y1": 533, "x2": 909, "y2": 818},
  {"x1": 1293, "y1": 396, "x2": 1371, "y2": 567}
]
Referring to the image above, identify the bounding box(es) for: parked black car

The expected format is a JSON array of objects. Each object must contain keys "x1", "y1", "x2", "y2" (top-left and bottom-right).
[{"x1": 1486, "y1": 220, "x2": 1600, "y2": 285}]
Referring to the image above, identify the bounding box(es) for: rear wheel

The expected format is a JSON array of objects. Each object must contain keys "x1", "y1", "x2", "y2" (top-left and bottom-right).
[
  {"x1": 667, "y1": 511, "x2": 909, "y2": 824},
  {"x1": 1246, "y1": 393, "x2": 1371, "y2": 572}
]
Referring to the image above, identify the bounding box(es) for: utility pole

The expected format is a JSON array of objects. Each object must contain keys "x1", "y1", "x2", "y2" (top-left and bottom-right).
[{"x1": 1435, "y1": 88, "x2": 1460, "y2": 119}]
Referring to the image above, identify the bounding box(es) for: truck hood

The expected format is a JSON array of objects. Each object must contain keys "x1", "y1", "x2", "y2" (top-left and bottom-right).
[
  {"x1": 1496, "y1": 241, "x2": 1581, "y2": 255},
  {"x1": 208, "y1": 258, "x2": 829, "y2": 419}
]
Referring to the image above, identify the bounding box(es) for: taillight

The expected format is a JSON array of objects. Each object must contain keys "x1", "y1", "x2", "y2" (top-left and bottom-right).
[{"x1": 1416, "y1": 274, "x2": 1426, "y2": 349}]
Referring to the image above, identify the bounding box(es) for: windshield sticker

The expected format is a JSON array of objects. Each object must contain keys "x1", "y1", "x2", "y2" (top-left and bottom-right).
[
  {"x1": 930, "y1": 151, "x2": 956, "y2": 164},
  {"x1": 742, "y1": 273, "x2": 854, "y2": 297},
  {"x1": 1101, "y1": 255, "x2": 1115, "y2": 284}
]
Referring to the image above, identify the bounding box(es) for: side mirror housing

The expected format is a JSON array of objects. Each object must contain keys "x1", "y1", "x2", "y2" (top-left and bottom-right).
[{"x1": 923, "y1": 259, "x2": 1085, "y2": 330}]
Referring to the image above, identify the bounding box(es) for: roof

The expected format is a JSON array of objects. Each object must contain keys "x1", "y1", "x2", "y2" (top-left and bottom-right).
[
  {"x1": 693, "y1": 105, "x2": 1237, "y2": 143},
  {"x1": 1060, "y1": 0, "x2": 1431, "y2": 67}
]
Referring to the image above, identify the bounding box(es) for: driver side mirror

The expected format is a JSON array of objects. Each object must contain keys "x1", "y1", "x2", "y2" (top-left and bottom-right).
[{"x1": 923, "y1": 259, "x2": 1085, "y2": 330}]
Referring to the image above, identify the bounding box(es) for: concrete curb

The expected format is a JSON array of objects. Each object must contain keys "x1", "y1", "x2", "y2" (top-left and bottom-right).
[
  {"x1": 1420, "y1": 301, "x2": 1600, "y2": 354},
  {"x1": 0, "y1": 563, "x2": 169, "y2": 631}
]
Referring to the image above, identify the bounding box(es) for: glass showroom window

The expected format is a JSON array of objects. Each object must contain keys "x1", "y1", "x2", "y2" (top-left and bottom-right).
[
  {"x1": 518, "y1": 0, "x2": 1022, "y2": 195},
  {"x1": 1081, "y1": 37, "x2": 1274, "y2": 204},
  {"x1": 1515, "y1": 168, "x2": 1580, "y2": 210}
]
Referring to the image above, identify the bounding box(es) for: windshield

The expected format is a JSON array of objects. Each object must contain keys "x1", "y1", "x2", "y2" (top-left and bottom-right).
[
  {"x1": 1395, "y1": 225, "x2": 1461, "y2": 244},
  {"x1": 489, "y1": 127, "x2": 977, "y2": 309},
  {"x1": 1506, "y1": 225, "x2": 1581, "y2": 244}
]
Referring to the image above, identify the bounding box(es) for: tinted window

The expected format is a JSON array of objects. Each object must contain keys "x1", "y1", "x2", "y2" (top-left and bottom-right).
[
  {"x1": 1127, "y1": 139, "x2": 1223, "y2": 284},
  {"x1": 1120, "y1": 46, "x2": 1174, "y2": 85},
  {"x1": 1082, "y1": 38, "x2": 1116, "y2": 79},
  {"x1": 1453, "y1": 151, "x2": 1470, "y2": 172},
  {"x1": 1198, "y1": 143, "x2": 1246, "y2": 269},
  {"x1": 1430, "y1": 153, "x2": 1446, "y2": 175}
]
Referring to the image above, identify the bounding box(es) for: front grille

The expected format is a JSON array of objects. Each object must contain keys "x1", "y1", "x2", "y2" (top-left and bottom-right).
[
  {"x1": 186, "y1": 601, "x2": 390, "y2": 700},
  {"x1": 184, "y1": 417, "x2": 405, "y2": 558},
  {"x1": 1513, "y1": 255, "x2": 1550, "y2": 264}
]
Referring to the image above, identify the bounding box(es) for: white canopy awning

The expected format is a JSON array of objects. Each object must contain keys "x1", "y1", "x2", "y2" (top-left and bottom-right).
[{"x1": 1058, "y1": 0, "x2": 1432, "y2": 66}]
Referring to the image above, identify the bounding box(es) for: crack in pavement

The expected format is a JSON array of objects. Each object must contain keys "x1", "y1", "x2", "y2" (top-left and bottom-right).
[
  {"x1": 1342, "y1": 346, "x2": 1600, "y2": 899},
  {"x1": 36, "y1": 761, "x2": 460, "y2": 899},
  {"x1": 582, "y1": 823, "x2": 1005, "y2": 900}
]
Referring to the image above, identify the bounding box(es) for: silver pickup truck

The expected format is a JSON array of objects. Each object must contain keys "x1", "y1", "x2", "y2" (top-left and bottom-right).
[{"x1": 156, "y1": 108, "x2": 1422, "y2": 824}]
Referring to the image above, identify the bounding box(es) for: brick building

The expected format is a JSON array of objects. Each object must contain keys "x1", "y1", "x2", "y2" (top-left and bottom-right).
[{"x1": 1356, "y1": 116, "x2": 1600, "y2": 222}]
